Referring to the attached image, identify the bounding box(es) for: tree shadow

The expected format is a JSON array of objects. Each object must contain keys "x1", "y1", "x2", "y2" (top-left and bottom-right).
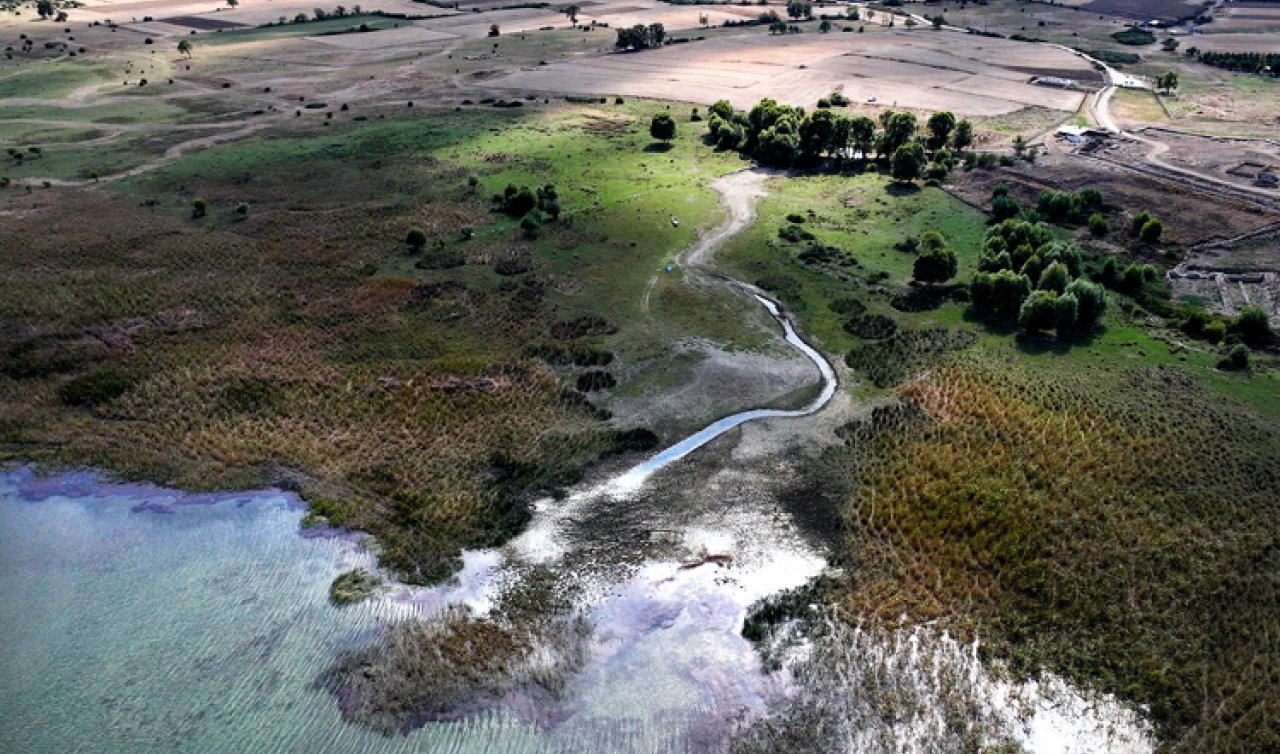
[
  {"x1": 643, "y1": 142, "x2": 674, "y2": 153},
  {"x1": 884, "y1": 181, "x2": 921, "y2": 197}
]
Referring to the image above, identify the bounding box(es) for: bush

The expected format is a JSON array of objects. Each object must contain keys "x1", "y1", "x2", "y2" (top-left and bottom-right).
[
  {"x1": 57, "y1": 369, "x2": 136, "y2": 407},
  {"x1": 1203, "y1": 319, "x2": 1227, "y2": 344},
  {"x1": 971, "y1": 270, "x2": 1031, "y2": 320},
  {"x1": 1065, "y1": 279, "x2": 1107, "y2": 332},
  {"x1": 1089, "y1": 212, "x2": 1108, "y2": 236},
  {"x1": 191, "y1": 198, "x2": 207, "y2": 219},
  {"x1": 844, "y1": 314, "x2": 898, "y2": 340},
  {"x1": 913, "y1": 247, "x2": 958, "y2": 284},
  {"x1": 1019, "y1": 290, "x2": 1061, "y2": 333},
  {"x1": 778, "y1": 224, "x2": 815, "y2": 242},
  {"x1": 575, "y1": 370, "x2": 617, "y2": 391},
  {"x1": 405, "y1": 227, "x2": 427, "y2": 249},
  {"x1": 1038, "y1": 261, "x2": 1070, "y2": 293},
  {"x1": 1218, "y1": 344, "x2": 1250, "y2": 371},
  {"x1": 1140, "y1": 217, "x2": 1163, "y2": 244},
  {"x1": 1233, "y1": 305, "x2": 1272, "y2": 344}
]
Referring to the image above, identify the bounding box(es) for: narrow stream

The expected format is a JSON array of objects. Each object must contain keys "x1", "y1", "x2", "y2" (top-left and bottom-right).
[{"x1": 609, "y1": 294, "x2": 837, "y2": 495}]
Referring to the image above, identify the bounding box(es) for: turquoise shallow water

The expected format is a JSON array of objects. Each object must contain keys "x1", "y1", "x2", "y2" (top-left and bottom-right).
[{"x1": 0, "y1": 467, "x2": 774, "y2": 754}]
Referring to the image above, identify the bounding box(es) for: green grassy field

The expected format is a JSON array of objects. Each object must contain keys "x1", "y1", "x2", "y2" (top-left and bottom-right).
[{"x1": 1, "y1": 101, "x2": 757, "y2": 584}]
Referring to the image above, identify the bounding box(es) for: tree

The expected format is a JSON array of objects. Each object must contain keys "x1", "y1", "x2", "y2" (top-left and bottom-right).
[
  {"x1": 650, "y1": 113, "x2": 676, "y2": 143},
  {"x1": 1019, "y1": 290, "x2": 1061, "y2": 333},
  {"x1": 932, "y1": 15, "x2": 946, "y2": 30},
  {"x1": 36, "y1": 0, "x2": 55, "y2": 19},
  {"x1": 177, "y1": 39, "x2": 194, "y2": 59},
  {"x1": 191, "y1": 198, "x2": 208, "y2": 219},
  {"x1": 1156, "y1": 70, "x2": 1179, "y2": 94},
  {"x1": 405, "y1": 227, "x2": 427, "y2": 250},
  {"x1": 890, "y1": 143, "x2": 926, "y2": 183},
  {"x1": 1065, "y1": 279, "x2": 1107, "y2": 331},
  {"x1": 819, "y1": 19, "x2": 832, "y2": 32},
  {"x1": 848, "y1": 116, "x2": 876, "y2": 163},
  {"x1": 914, "y1": 246, "x2": 958, "y2": 284},
  {"x1": 879, "y1": 111, "x2": 917, "y2": 158},
  {"x1": 926, "y1": 111, "x2": 956, "y2": 152},
  {"x1": 952, "y1": 119, "x2": 974, "y2": 151},
  {"x1": 227, "y1": 0, "x2": 239, "y2": 7},
  {"x1": 1162, "y1": 37, "x2": 1179, "y2": 52},
  {"x1": 1234, "y1": 305, "x2": 1272, "y2": 344},
  {"x1": 904, "y1": 17, "x2": 918, "y2": 31},
  {"x1": 488, "y1": 23, "x2": 500, "y2": 37},
  {"x1": 564, "y1": 4, "x2": 580, "y2": 27},
  {"x1": 991, "y1": 195, "x2": 1020, "y2": 222},
  {"x1": 1037, "y1": 260, "x2": 1070, "y2": 293},
  {"x1": 699, "y1": 13, "x2": 709, "y2": 28}
]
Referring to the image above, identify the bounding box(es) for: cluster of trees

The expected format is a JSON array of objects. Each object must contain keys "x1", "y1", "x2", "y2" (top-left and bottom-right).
[
  {"x1": 705, "y1": 98, "x2": 973, "y2": 177},
  {"x1": 1154, "y1": 70, "x2": 1179, "y2": 94},
  {"x1": 970, "y1": 215, "x2": 1107, "y2": 336},
  {"x1": 35, "y1": 1, "x2": 68, "y2": 21},
  {"x1": 1034, "y1": 187, "x2": 1105, "y2": 226},
  {"x1": 1190, "y1": 50, "x2": 1280, "y2": 75},
  {"x1": 493, "y1": 183, "x2": 561, "y2": 237},
  {"x1": 614, "y1": 23, "x2": 665, "y2": 51}
]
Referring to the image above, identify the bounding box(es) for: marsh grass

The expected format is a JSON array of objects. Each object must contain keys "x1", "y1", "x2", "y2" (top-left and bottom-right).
[{"x1": 817, "y1": 350, "x2": 1280, "y2": 749}]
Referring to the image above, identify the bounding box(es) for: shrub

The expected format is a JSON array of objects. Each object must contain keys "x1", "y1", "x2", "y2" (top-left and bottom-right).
[
  {"x1": 1037, "y1": 261, "x2": 1070, "y2": 293},
  {"x1": 1203, "y1": 319, "x2": 1227, "y2": 344},
  {"x1": 405, "y1": 227, "x2": 427, "y2": 250},
  {"x1": 971, "y1": 270, "x2": 1031, "y2": 320},
  {"x1": 1140, "y1": 217, "x2": 1163, "y2": 244},
  {"x1": 191, "y1": 198, "x2": 207, "y2": 218},
  {"x1": 57, "y1": 369, "x2": 136, "y2": 407},
  {"x1": 575, "y1": 370, "x2": 617, "y2": 391},
  {"x1": 1233, "y1": 305, "x2": 1272, "y2": 344},
  {"x1": 1065, "y1": 279, "x2": 1107, "y2": 332},
  {"x1": 1218, "y1": 344, "x2": 1250, "y2": 371},
  {"x1": 1089, "y1": 212, "x2": 1108, "y2": 236},
  {"x1": 1018, "y1": 289, "x2": 1061, "y2": 333},
  {"x1": 778, "y1": 224, "x2": 815, "y2": 242},
  {"x1": 913, "y1": 247, "x2": 958, "y2": 284}
]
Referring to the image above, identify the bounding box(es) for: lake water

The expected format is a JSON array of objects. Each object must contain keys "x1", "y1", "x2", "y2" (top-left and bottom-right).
[{"x1": 0, "y1": 466, "x2": 804, "y2": 754}]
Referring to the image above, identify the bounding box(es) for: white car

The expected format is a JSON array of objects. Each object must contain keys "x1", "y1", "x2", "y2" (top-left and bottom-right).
[{"x1": 867, "y1": 96, "x2": 877, "y2": 103}]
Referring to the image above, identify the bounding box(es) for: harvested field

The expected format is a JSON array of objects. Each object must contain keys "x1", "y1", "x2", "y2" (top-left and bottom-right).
[
  {"x1": 305, "y1": 26, "x2": 457, "y2": 49},
  {"x1": 1209, "y1": 3, "x2": 1280, "y2": 33},
  {"x1": 491, "y1": 30, "x2": 1100, "y2": 114},
  {"x1": 1083, "y1": 0, "x2": 1205, "y2": 22},
  {"x1": 947, "y1": 150, "x2": 1280, "y2": 246},
  {"x1": 1191, "y1": 31, "x2": 1280, "y2": 52},
  {"x1": 1115, "y1": 127, "x2": 1280, "y2": 191}
]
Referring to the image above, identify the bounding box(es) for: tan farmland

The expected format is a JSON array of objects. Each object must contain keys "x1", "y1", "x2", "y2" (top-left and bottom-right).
[{"x1": 490, "y1": 30, "x2": 1100, "y2": 114}]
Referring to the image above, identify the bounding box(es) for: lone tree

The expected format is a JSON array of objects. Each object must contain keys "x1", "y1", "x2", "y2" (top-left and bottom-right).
[
  {"x1": 1156, "y1": 70, "x2": 1179, "y2": 94},
  {"x1": 405, "y1": 227, "x2": 427, "y2": 251},
  {"x1": 564, "y1": 4, "x2": 580, "y2": 27},
  {"x1": 914, "y1": 245, "x2": 958, "y2": 284},
  {"x1": 227, "y1": 0, "x2": 239, "y2": 8},
  {"x1": 37, "y1": 0, "x2": 55, "y2": 19},
  {"x1": 488, "y1": 23, "x2": 500, "y2": 37},
  {"x1": 177, "y1": 39, "x2": 194, "y2": 59},
  {"x1": 650, "y1": 113, "x2": 677, "y2": 144}
]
